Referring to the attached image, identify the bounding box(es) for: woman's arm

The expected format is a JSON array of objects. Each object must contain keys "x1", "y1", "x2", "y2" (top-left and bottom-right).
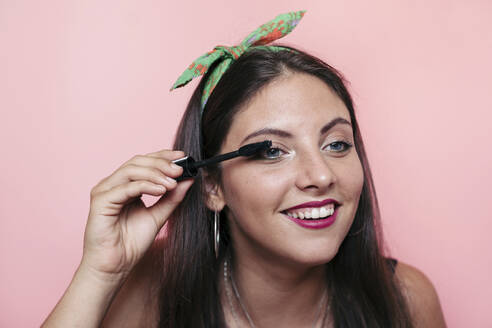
[
  {"x1": 41, "y1": 149, "x2": 193, "y2": 327},
  {"x1": 41, "y1": 263, "x2": 126, "y2": 327},
  {"x1": 42, "y1": 243, "x2": 160, "y2": 328},
  {"x1": 100, "y1": 242, "x2": 161, "y2": 327},
  {"x1": 395, "y1": 261, "x2": 447, "y2": 327}
]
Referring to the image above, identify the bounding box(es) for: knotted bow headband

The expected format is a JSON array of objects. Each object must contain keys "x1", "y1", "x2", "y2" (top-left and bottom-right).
[{"x1": 170, "y1": 10, "x2": 306, "y2": 111}]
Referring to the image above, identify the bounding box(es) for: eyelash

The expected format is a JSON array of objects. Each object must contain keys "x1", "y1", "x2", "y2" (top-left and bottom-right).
[{"x1": 256, "y1": 141, "x2": 354, "y2": 160}]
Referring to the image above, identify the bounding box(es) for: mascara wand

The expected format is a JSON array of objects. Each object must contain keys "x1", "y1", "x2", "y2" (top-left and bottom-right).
[{"x1": 172, "y1": 140, "x2": 272, "y2": 181}]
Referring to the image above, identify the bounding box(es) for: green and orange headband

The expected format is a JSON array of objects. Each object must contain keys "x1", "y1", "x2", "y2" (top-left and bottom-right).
[{"x1": 170, "y1": 10, "x2": 306, "y2": 111}]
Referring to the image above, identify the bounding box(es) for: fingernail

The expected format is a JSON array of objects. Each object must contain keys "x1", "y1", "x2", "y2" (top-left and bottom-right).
[
  {"x1": 171, "y1": 163, "x2": 181, "y2": 170},
  {"x1": 158, "y1": 177, "x2": 170, "y2": 185},
  {"x1": 165, "y1": 177, "x2": 176, "y2": 184},
  {"x1": 153, "y1": 184, "x2": 166, "y2": 191}
]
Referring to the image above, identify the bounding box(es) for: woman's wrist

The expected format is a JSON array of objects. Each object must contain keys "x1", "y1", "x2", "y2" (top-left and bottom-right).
[
  {"x1": 76, "y1": 260, "x2": 128, "y2": 290},
  {"x1": 41, "y1": 263, "x2": 128, "y2": 327}
]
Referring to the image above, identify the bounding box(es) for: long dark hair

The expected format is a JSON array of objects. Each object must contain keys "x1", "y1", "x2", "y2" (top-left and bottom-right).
[{"x1": 154, "y1": 45, "x2": 413, "y2": 327}]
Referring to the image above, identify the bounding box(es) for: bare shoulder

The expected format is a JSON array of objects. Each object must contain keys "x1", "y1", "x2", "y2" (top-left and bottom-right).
[
  {"x1": 394, "y1": 261, "x2": 447, "y2": 328},
  {"x1": 101, "y1": 242, "x2": 163, "y2": 328}
]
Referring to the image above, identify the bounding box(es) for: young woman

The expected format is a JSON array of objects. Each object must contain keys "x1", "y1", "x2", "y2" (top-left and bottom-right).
[{"x1": 42, "y1": 11, "x2": 446, "y2": 327}]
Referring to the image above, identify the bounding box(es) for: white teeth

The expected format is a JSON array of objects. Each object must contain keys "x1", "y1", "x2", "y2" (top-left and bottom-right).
[{"x1": 285, "y1": 205, "x2": 336, "y2": 220}]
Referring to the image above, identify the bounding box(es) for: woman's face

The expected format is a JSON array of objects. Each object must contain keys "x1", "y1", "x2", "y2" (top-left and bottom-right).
[{"x1": 214, "y1": 72, "x2": 364, "y2": 267}]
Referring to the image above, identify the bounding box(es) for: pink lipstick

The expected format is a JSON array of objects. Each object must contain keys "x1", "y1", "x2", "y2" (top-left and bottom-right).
[
  {"x1": 282, "y1": 198, "x2": 340, "y2": 230},
  {"x1": 283, "y1": 206, "x2": 338, "y2": 229},
  {"x1": 285, "y1": 198, "x2": 340, "y2": 211}
]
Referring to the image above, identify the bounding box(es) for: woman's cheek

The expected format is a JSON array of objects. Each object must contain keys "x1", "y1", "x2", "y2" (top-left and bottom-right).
[
  {"x1": 223, "y1": 164, "x2": 292, "y2": 213},
  {"x1": 337, "y1": 154, "x2": 364, "y2": 189},
  {"x1": 350, "y1": 158, "x2": 365, "y2": 194}
]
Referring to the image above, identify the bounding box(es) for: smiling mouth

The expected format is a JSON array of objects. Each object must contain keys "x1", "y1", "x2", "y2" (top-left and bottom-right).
[{"x1": 281, "y1": 204, "x2": 340, "y2": 220}]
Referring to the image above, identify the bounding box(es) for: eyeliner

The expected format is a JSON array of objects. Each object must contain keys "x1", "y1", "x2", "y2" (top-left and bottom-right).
[{"x1": 172, "y1": 140, "x2": 272, "y2": 181}]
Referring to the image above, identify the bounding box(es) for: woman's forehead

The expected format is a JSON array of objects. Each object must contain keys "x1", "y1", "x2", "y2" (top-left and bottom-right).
[{"x1": 228, "y1": 73, "x2": 351, "y2": 140}]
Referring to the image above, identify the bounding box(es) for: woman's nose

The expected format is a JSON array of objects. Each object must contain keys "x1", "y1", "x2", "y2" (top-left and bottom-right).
[{"x1": 294, "y1": 150, "x2": 336, "y2": 193}]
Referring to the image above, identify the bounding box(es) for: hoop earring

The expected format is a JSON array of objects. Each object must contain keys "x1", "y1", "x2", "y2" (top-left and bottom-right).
[{"x1": 214, "y1": 210, "x2": 220, "y2": 259}]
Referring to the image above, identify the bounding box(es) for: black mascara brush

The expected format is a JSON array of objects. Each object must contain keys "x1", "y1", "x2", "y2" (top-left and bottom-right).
[{"x1": 172, "y1": 140, "x2": 272, "y2": 181}]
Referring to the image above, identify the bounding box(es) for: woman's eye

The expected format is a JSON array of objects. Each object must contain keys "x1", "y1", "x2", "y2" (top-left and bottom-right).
[
  {"x1": 327, "y1": 141, "x2": 353, "y2": 152},
  {"x1": 253, "y1": 142, "x2": 352, "y2": 161},
  {"x1": 259, "y1": 147, "x2": 285, "y2": 160}
]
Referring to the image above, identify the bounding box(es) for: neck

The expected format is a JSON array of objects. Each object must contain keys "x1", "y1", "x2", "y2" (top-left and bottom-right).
[{"x1": 221, "y1": 249, "x2": 330, "y2": 328}]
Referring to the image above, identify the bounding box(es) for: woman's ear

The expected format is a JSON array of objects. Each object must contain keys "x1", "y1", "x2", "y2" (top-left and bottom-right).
[{"x1": 203, "y1": 172, "x2": 226, "y2": 211}]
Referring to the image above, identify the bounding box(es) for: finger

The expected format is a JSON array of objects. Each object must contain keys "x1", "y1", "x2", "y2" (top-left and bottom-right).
[
  {"x1": 122, "y1": 155, "x2": 183, "y2": 178},
  {"x1": 148, "y1": 178, "x2": 194, "y2": 228},
  {"x1": 112, "y1": 164, "x2": 177, "y2": 190},
  {"x1": 92, "y1": 180, "x2": 167, "y2": 216},
  {"x1": 93, "y1": 156, "x2": 183, "y2": 195},
  {"x1": 145, "y1": 149, "x2": 185, "y2": 160}
]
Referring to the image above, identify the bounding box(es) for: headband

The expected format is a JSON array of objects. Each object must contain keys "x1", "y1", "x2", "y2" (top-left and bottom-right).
[{"x1": 169, "y1": 10, "x2": 306, "y2": 111}]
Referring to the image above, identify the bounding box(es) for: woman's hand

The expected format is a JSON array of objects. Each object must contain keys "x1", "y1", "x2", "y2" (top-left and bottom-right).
[{"x1": 80, "y1": 149, "x2": 194, "y2": 282}]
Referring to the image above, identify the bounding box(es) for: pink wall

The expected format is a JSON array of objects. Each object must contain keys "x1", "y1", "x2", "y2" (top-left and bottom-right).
[{"x1": 1, "y1": 0, "x2": 491, "y2": 326}]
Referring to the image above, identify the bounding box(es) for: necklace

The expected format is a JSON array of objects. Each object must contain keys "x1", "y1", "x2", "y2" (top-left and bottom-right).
[{"x1": 223, "y1": 257, "x2": 328, "y2": 328}]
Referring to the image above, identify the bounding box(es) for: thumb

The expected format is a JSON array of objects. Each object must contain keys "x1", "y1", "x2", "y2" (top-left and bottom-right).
[{"x1": 148, "y1": 178, "x2": 195, "y2": 228}]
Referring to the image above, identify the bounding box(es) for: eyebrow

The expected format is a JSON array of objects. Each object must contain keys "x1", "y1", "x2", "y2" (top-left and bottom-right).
[{"x1": 241, "y1": 117, "x2": 352, "y2": 144}]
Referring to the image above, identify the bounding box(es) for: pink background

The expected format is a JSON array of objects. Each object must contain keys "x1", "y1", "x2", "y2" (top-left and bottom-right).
[{"x1": 1, "y1": 0, "x2": 491, "y2": 326}]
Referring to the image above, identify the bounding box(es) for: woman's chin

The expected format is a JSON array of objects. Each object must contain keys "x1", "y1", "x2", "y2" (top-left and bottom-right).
[
  {"x1": 271, "y1": 244, "x2": 341, "y2": 269},
  {"x1": 297, "y1": 250, "x2": 338, "y2": 267}
]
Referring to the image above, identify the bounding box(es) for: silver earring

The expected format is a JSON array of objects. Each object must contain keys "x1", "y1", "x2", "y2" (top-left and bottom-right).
[{"x1": 214, "y1": 210, "x2": 220, "y2": 259}]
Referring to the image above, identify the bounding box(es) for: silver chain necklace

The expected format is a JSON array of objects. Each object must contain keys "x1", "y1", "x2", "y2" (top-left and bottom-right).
[{"x1": 223, "y1": 257, "x2": 328, "y2": 328}]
